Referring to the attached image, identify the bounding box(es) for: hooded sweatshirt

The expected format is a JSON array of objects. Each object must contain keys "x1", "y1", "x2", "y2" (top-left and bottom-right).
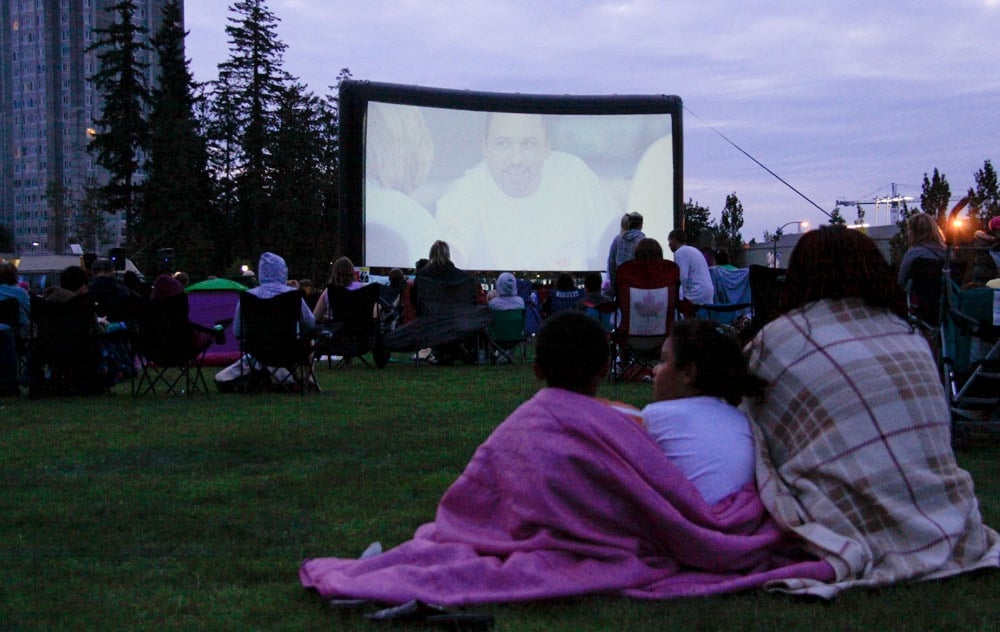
[
  {"x1": 234, "y1": 252, "x2": 315, "y2": 336},
  {"x1": 488, "y1": 272, "x2": 525, "y2": 311},
  {"x1": 607, "y1": 228, "x2": 645, "y2": 296}
]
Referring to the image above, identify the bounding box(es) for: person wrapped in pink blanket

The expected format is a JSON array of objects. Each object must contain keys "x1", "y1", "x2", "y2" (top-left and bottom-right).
[{"x1": 300, "y1": 311, "x2": 834, "y2": 606}]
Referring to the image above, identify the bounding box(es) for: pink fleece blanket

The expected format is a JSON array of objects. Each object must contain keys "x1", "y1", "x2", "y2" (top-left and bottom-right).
[{"x1": 300, "y1": 388, "x2": 834, "y2": 605}]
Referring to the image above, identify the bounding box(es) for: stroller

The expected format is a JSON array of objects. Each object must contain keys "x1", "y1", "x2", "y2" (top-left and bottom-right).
[{"x1": 940, "y1": 278, "x2": 1000, "y2": 442}]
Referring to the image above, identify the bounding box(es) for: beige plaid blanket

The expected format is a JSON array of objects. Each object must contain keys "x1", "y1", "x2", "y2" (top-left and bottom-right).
[{"x1": 743, "y1": 298, "x2": 1000, "y2": 597}]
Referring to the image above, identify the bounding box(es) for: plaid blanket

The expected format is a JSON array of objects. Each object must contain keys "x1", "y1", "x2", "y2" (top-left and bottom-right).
[
  {"x1": 300, "y1": 388, "x2": 834, "y2": 605},
  {"x1": 743, "y1": 298, "x2": 1000, "y2": 597}
]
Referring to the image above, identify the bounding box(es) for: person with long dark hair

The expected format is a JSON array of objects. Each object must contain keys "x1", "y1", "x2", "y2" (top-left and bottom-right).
[
  {"x1": 642, "y1": 319, "x2": 766, "y2": 505},
  {"x1": 743, "y1": 225, "x2": 999, "y2": 595}
]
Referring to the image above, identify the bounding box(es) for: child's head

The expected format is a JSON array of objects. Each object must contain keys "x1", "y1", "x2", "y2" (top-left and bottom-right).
[
  {"x1": 654, "y1": 319, "x2": 766, "y2": 406},
  {"x1": 534, "y1": 310, "x2": 609, "y2": 395}
]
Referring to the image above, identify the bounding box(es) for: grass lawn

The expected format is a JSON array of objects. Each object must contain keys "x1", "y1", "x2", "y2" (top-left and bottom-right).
[{"x1": 1, "y1": 356, "x2": 998, "y2": 631}]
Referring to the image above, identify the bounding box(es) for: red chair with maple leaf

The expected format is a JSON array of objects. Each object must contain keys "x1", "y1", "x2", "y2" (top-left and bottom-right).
[{"x1": 610, "y1": 258, "x2": 680, "y2": 383}]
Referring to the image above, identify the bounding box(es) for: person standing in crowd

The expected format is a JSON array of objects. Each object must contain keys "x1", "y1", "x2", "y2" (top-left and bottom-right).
[
  {"x1": 668, "y1": 228, "x2": 714, "y2": 310},
  {"x1": 606, "y1": 212, "x2": 644, "y2": 298}
]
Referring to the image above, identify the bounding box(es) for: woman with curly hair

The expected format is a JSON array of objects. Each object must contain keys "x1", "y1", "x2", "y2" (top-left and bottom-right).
[{"x1": 742, "y1": 225, "x2": 999, "y2": 596}]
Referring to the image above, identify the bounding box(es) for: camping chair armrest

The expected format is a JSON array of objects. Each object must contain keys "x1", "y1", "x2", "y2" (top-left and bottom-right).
[
  {"x1": 192, "y1": 321, "x2": 227, "y2": 345},
  {"x1": 948, "y1": 306, "x2": 984, "y2": 336}
]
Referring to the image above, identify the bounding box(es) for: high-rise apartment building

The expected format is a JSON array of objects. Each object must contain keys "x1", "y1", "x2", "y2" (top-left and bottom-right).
[{"x1": 0, "y1": 0, "x2": 171, "y2": 255}]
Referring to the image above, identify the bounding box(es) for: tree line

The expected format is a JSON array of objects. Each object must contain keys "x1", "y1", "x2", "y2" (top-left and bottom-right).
[{"x1": 64, "y1": 0, "x2": 346, "y2": 281}]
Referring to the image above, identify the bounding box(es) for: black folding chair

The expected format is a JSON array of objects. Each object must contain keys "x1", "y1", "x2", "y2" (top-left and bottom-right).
[
  {"x1": 237, "y1": 291, "x2": 317, "y2": 394},
  {"x1": 132, "y1": 293, "x2": 225, "y2": 397},
  {"x1": 28, "y1": 294, "x2": 104, "y2": 397},
  {"x1": 314, "y1": 283, "x2": 388, "y2": 369}
]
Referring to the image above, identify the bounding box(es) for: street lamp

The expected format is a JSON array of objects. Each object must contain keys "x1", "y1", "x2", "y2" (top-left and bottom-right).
[{"x1": 771, "y1": 221, "x2": 808, "y2": 269}]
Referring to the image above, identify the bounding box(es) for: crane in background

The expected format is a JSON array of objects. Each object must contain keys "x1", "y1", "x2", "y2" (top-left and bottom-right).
[{"x1": 835, "y1": 183, "x2": 915, "y2": 227}]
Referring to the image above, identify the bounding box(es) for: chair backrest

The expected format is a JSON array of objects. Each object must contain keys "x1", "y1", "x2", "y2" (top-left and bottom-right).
[
  {"x1": 326, "y1": 283, "x2": 380, "y2": 332},
  {"x1": 488, "y1": 308, "x2": 526, "y2": 343},
  {"x1": 30, "y1": 293, "x2": 101, "y2": 379},
  {"x1": 747, "y1": 265, "x2": 786, "y2": 338},
  {"x1": 0, "y1": 297, "x2": 19, "y2": 332},
  {"x1": 548, "y1": 289, "x2": 584, "y2": 315},
  {"x1": 415, "y1": 275, "x2": 477, "y2": 316},
  {"x1": 135, "y1": 293, "x2": 199, "y2": 366},
  {"x1": 582, "y1": 300, "x2": 615, "y2": 333},
  {"x1": 613, "y1": 259, "x2": 680, "y2": 339},
  {"x1": 238, "y1": 291, "x2": 308, "y2": 367},
  {"x1": 906, "y1": 257, "x2": 945, "y2": 327}
]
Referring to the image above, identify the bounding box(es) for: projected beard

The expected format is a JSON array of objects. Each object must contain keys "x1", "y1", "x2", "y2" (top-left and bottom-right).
[{"x1": 483, "y1": 113, "x2": 551, "y2": 198}]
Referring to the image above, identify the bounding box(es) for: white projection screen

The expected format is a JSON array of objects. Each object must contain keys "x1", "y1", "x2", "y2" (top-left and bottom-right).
[{"x1": 338, "y1": 80, "x2": 683, "y2": 273}]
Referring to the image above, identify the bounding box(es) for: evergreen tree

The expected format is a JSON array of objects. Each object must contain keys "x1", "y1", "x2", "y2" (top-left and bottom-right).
[
  {"x1": 210, "y1": 0, "x2": 292, "y2": 260},
  {"x1": 267, "y1": 82, "x2": 334, "y2": 275},
  {"x1": 682, "y1": 198, "x2": 714, "y2": 245},
  {"x1": 717, "y1": 192, "x2": 745, "y2": 265},
  {"x1": 143, "y1": 0, "x2": 216, "y2": 277},
  {"x1": 87, "y1": 0, "x2": 150, "y2": 233},
  {"x1": 920, "y1": 168, "x2": 951, "y2": 223},
  {"x1": 969, "y1": 159, "x2": 999, "y2": 228}
]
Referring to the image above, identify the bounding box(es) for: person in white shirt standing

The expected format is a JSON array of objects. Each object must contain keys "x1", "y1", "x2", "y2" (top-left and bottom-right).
[{"x1": 667, "y1": 228, "x2": 715, "y2": 309}]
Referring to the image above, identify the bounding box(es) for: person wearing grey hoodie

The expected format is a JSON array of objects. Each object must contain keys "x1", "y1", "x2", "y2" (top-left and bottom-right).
[
  {"x1": 488, "y1": 272, "x2": 525, "y2": 311},
  {"x1": 607, "y1": 212, "x2": 644, "y2": 298},
  {"x1": 233, "y1": 252, "x2": 315, "y2": 337}
]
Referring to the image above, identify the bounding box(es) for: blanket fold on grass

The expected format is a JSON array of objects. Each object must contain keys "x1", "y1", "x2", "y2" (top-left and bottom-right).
[{"x1": 300, "y1": 388, "x2": 834, "y2": 605}]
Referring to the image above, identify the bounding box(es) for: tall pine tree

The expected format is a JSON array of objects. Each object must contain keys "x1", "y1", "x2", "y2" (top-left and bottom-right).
[
  {"x1": 920, "y1": 168, "x2": 951, "y2": 224},
  {"x1": 87, "y1": 0, "x2": 150, "y2": 236},
  {"x1": 969, "y1": 159, "x2": 1000, "y2": 229},
  {"x1": 717, "y1": 192, "x2": 745, "y2": 265},
  {"x1": 144, "y1": 0, "x2": 217, "y2": 277},
  {"x1": 210, "y1": 0, "x2": 291, "y2": 261}
]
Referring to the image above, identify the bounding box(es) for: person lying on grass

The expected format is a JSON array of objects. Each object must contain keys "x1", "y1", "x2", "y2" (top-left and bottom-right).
[{"x1": 642, "y1": 319, "x2": 767, "y2": 506}]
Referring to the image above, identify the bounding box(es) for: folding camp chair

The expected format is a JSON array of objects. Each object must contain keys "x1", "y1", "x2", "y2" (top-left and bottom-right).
[
  {"x1": 941, "y1": 284, "x2": 999, "y2": 440},
  {"x1": 132, "y1": 292, "x2": 225, "y2": 397},
  {"x1": 314, "y1": 283, "x2": 388, "y2": 369},
  {"x1": 237, "y1": 291, "x2": 317, "y2": 394},
  {"x1": 693, "y1": 267, "x2": 753, "y2": 339},
  {"x1": 905, "y1": 257, "x2": 946, "y2": 330},
  {"x1": 487, "y1": 308, "x2": 528, "y2": 365},
  {"x1": 610, "y1": 259, "x2": 680, "y2": 383},
  {"x1": 28, "y1": 294, "x2": 104, "y2": 397},
  {"x1": 745, "y1": 265, "x2": 786, "y2": 340}
]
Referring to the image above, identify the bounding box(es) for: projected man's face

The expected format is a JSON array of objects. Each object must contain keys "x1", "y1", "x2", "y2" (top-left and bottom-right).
[{"x1": 483, "y1": 113, "x2": 550, "y2": 198}]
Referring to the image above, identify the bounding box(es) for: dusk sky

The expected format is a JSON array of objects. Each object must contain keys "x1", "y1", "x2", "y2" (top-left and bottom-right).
[{"x1": 183, "y1": 1, "x2": 1000, "y2": 242}]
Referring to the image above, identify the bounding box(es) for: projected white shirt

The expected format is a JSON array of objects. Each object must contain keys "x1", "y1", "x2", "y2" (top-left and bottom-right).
[
  {"x1": 435, "y1": 151, "x2": 619, "y2": 270},
  {"x1": 365, "y1": 179, "x2": 439, "y2": 267}
]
